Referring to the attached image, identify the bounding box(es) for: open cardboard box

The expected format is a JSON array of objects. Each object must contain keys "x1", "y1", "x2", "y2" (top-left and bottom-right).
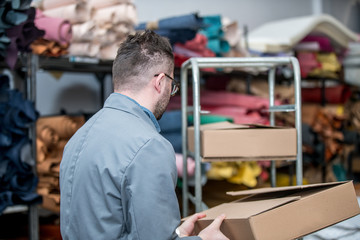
[
  {"x1": 190, "y1": 181, "x2": 360, "y2": 240},
  {"x1": 187, "y1": 122, "x2": 297, "y2": 161}
]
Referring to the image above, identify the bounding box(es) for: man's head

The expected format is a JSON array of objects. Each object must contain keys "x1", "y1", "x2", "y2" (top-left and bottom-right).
[
  {"x1": 112, "y1": 30, "x2": 174, "y2": 93},
  {"x1": 112, "y1": 30, "x2": 175, "y2": 119}
]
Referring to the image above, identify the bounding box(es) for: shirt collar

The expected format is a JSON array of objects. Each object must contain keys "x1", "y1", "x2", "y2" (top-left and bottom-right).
[{"x1": 120, "y1": 93, "x2": 161, "y2": 133}]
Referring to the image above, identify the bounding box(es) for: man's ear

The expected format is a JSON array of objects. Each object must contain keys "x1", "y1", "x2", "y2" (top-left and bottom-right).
[{"x1": 154, "y1": 73, "x2": 164, "y2": 94}]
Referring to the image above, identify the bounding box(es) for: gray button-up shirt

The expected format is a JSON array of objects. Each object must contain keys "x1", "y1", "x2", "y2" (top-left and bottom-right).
[{"x1": 60, "y1": 93, "x2": 200, "y2": 240}]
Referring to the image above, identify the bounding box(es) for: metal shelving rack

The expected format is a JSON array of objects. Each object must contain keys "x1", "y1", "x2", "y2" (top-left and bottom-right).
[
  {"x1": 1, "y1": 53, "x2": 40, "y2": 240},
  {"x1": 1, "y1": 54, "x2": 113, "y2": 240},
  {"x1": 180, "y1": 57, "x2": 303, "y2": 216}
]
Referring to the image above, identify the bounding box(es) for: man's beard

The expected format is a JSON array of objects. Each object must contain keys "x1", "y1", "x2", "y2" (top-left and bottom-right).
[{"x1": 154, "y1": 87, "x2": 171, "y2": 120}]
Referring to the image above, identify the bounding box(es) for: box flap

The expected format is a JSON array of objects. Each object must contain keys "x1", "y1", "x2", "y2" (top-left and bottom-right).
[
  {"x1": 198, "y1": 196, "x2": 300, "y2": 219},
  {"x1": 190, "y1": 121, "x2": 249, "y2": 130},
  {"x1": 189, "y1": 180, "x2": 360, "y2": 240},
  {"x1": 226, "y1": 181, "x2": 346, "y2": 196}
]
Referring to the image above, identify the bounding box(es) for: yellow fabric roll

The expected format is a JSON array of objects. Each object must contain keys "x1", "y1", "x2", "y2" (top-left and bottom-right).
[{"x1": 227, "y1": 162, "x2": 261, "y2": 187}]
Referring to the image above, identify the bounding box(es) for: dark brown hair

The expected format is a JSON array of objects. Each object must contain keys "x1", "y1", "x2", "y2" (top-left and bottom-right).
[{"x1": 112, "y1": 30, "x2": 174, "y2": 92}]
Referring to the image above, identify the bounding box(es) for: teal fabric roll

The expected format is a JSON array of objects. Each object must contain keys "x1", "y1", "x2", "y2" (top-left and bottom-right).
[
  {"x1": 200, "y1": 15, "x2": 230, "y2": 55},
  {"x1": 188, "y1": 114, "x2": 234, "y2": 125},
  {"x1": 201, "y1": 15, "x2": 223, "y2": 39},
  {"x1": 207, "y1": 38, "x2": 230, "y2": 55}
]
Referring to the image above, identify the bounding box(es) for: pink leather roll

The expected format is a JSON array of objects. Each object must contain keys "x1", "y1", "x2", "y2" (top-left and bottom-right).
[
  {"x1": 175, "y1": 153, "x2": 195, "y2": 177},
  {"x1": 35, "y1": 9, "x2": 72, "y2": 45},
  {"x1": 200, "y1": 90, "x2": 281, "y2": 110},
  {"x1": 174, "y1": 34, "x2": 216, "y2": 58}
]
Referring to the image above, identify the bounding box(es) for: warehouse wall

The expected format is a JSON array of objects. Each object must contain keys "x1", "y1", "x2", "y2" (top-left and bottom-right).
[
  {"x1": 323, "y1": 0, "x2": 360, "y2": 32},
  {"x1": 35, "y1": 71, "x2": 105, "y2": 115},
  {"x1": 35, "y1": 0, "x2": 360, "y2": 116}
]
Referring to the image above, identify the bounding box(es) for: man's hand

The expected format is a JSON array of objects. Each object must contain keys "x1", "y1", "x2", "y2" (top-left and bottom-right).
[
  {"x1": 198, "y1": 214, "x2": 229, "y2": 240},
  {"x1": 178, "y1": 213, "x2": 229, "y2": 240},
  {"x1": 178, "y1": 213, "x2": 207, "y2": 237}
]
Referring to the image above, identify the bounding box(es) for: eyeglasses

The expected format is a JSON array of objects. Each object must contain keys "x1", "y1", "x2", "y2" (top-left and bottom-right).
[{"x1": 154, "y1": 73, "x2": 179, "y2": 96}]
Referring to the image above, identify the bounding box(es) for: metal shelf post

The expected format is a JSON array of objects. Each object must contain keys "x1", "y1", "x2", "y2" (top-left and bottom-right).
[{"x1": 27, "y1": 53, "x2": 39, "y2": 240}]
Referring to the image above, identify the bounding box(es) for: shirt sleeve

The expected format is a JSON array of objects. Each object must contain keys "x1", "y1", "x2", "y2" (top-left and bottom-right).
[{"x1": 122, "y1": 137, "x2": 201, "y2": 240}]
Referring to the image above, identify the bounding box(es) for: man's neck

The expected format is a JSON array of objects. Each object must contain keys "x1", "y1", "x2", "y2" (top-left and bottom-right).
[{"x1": 114, "y1": 90, "x2": 155, "y2": 114}]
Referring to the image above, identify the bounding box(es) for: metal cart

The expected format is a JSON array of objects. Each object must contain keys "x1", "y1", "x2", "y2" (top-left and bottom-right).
[{"x1": 180, "y1": 57, "x2": 303, "y2": 216}]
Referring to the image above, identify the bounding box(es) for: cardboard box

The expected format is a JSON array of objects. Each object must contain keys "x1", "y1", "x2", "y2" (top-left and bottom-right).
[
  {"x1": 191, "y1": 181, "x2": 360, "y2": 240},
  {"x1": 187, "y1": 122, "x2": 297, "y2": 160}
]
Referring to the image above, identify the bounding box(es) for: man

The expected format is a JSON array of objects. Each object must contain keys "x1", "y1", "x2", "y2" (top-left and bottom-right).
[{"x1": 60, "y1": 30, "x2": 229, "y2": 239}]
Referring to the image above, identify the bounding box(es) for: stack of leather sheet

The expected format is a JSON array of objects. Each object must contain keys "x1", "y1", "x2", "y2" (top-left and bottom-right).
[
  {"x1": 136, "y1": 13, "x2": 207, "y2": 68},
  {"x1": 167, "y1": 89, "x2": 281, "y2": 125},
  {"x1": 30, "y1": 8, "x2": 72, "y2": 57},
  {"x1": 36, "y1": 0, "x2": 137, "y2": 60},
  {"x1": 0, "y1": 0, "x2": 45, "y2": 69},
  {"x1": 346, "y1": 100, "x2": 360, "y2": 131},
  {"x1": 247, "y1": 14, "x2": 358, "y2": 54},
  {"x1": 199, "y1": 15, "x2": 230, "y2": 56},
  {"x1": 0, "y1": 74, "x2": 42, "y2": 214},
  {"x1": 36, "y1": 115, "x2": 85, "y2": 212},
  {"x1": 136, "y1": 13, "x2": 203, "y2": 45}
]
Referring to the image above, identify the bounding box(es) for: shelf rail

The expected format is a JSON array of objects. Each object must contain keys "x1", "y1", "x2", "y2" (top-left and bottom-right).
[{"x1": 181, "y1": 57, "x2": 303, "y2": 216}]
